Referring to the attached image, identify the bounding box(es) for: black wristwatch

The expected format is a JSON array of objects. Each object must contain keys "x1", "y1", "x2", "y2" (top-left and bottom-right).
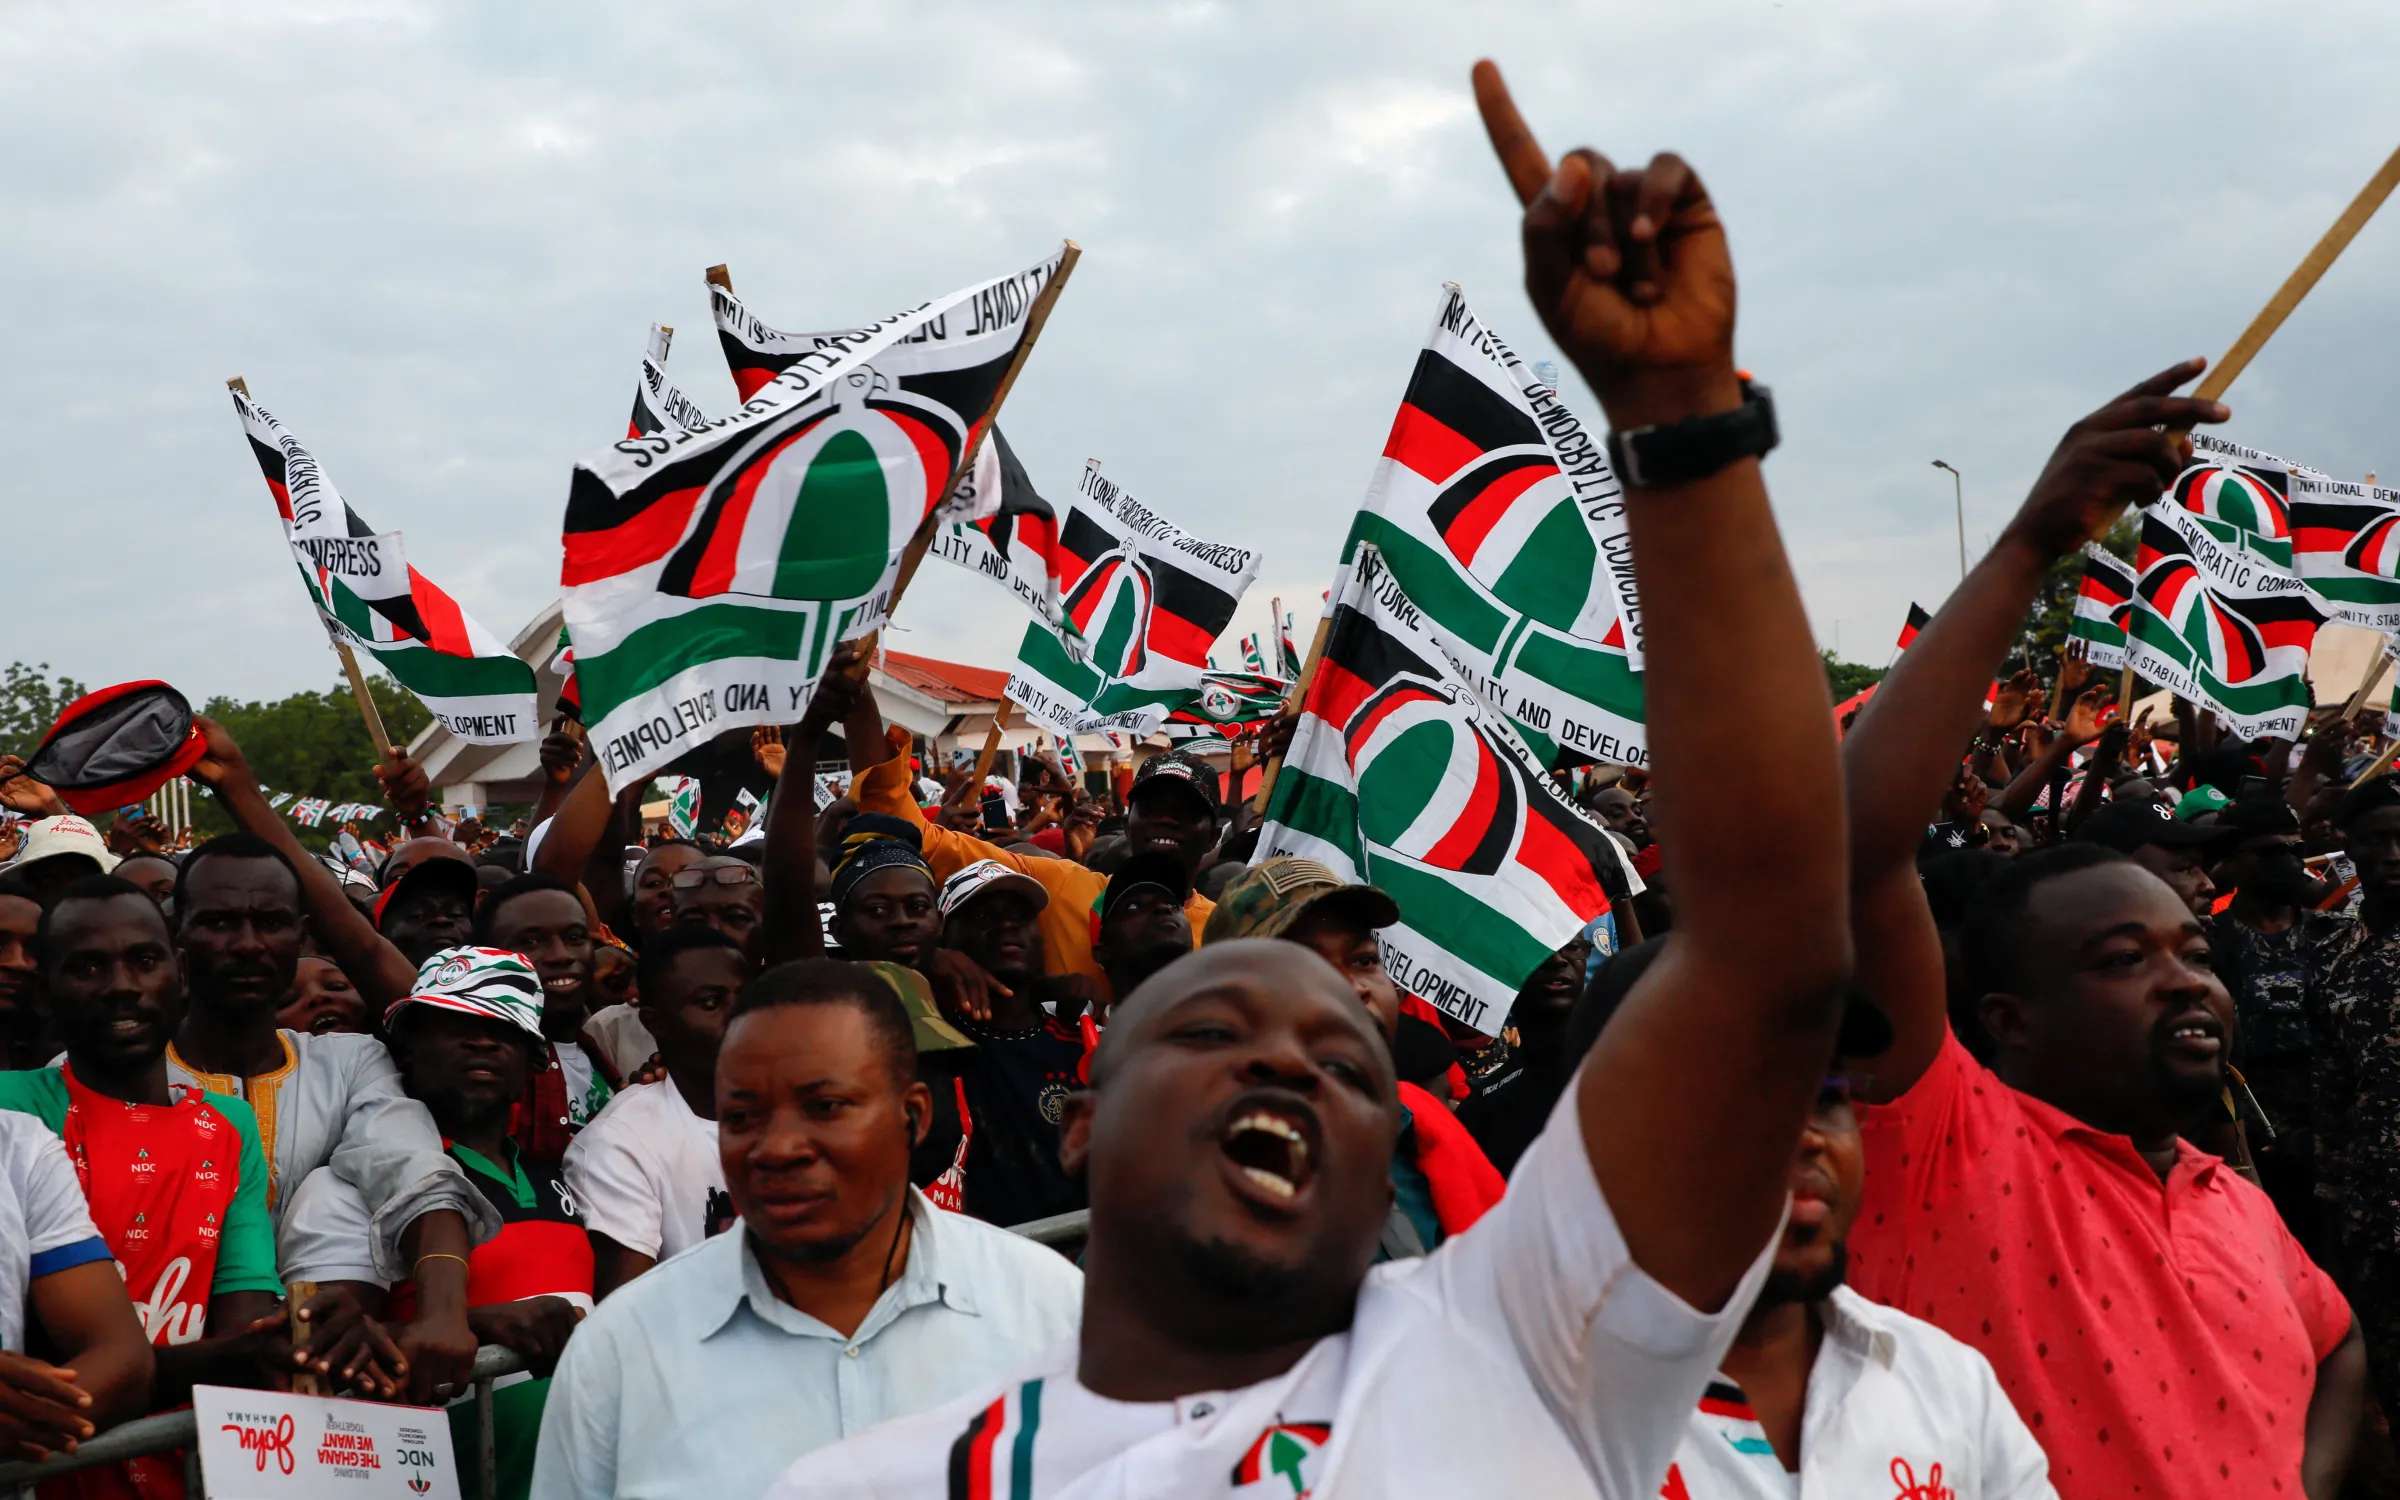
[{"x1": 1605, "y1": 378, "x2": 1779, "y2": 490}]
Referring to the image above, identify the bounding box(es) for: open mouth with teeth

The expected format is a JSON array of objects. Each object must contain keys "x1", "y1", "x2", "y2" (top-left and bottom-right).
[
  {"x1": 2159, "y1": 1013, "x2": 2224, "y2": 1058},
  {"x1": 1220, "y1": 1107, "x2": 1316, "y2": 1206}
]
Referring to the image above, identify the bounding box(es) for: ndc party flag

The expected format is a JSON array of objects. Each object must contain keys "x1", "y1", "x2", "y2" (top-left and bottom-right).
[
  {"x1": 1336, "y1": 285, "x2": 1645, "y2": 766},
  {"x1": 2122, "y1": 501, "x2": 2327, "y2": 740},
  {"x1": 233, "y1": 387, "x2": 540, "y2": 745},
  {"x1": 659, "y1": 776, "x2": 701, "y2": 838},
  {"x1": 1006, "y1": 621, "x2": 1195, "y2": 736},
  {"x1": 1894, "y1": 604, "x2": 1931, "y2": 655},
  {"x1": 564, "y1": 245, "x2": 1071, "y2": 793},
  {"x1": 628, "y1": 323, "x2": 712, "y2": 439},
  {"x1": 1160, "y1": 670, "x2": 1288, "y2": 746},
  {"x1": 2069, "y1": 545, "x2": 2135, "y2": 670},
  {"x1": 1052, "y1": 459, "x2": 1261, "y2": 691},
  {"x1": 2169, "y1": 432, "x2": 2299, "y2": 570},
  {"x1": 2293, "y1": 472, "x2": 2400, "y2": 632},
  {"x1": 1276, "y1": 602, "x2": 1303, "y2": 678},
  {"x1": 922, "y1": 428, "x2": 1073, "y2": 637},
  {"x1": 1239, "y1": 631, "x2": 1269, "y2": 675},
  {"x1": 1258, "y1": 543, "x2": 1622, "y2": 1037},
  {"x1": 548, "y1": 628, "x2": 581, "y2": 724}
]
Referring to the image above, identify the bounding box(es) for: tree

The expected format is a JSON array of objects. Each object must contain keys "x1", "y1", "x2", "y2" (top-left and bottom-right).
[
  {"x1": 0, "y1": 662, "x2": 91, "y2": 758},
  {"x1": 188, "y1": 678, "x2": 432, "y2": 846},
  {"x1": 2012, "y1": 513, "x2": 2139, "y2": 675},
  {"x1": 1821, "y1": 652, "x2": 1885, "y2": 703}
]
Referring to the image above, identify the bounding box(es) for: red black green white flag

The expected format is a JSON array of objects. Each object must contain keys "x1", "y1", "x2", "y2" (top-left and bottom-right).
[
  {"x1": 627, "y1": 323, "x2": 712, "y2": 439},
  {"x1": 1256, "y1": 543, "x2": 1636, "y2": 1036},
  {"x1": 1050, "y1": 459, "x2": 1260, "y2": 690},
  {"x1": 563, "y1": 244, "x2": 1070, "y2": 792},
  {"x1": 921, "y1": 427, "x2": 1074, "y2": 637},
  {"x1": 1893, "y1": 603, "x2": 1930, "y2": 655},
  {"x1": 2122, "y1": 500, "x2": 2326, "y2": 740},
  {"x1": 232, "y1": 386, "x2": 538, "y2": 744},
  {"x1": 1337, "y1": 285, "x2": 1645, "y2": 767},
  {"x1": 2292, "y1": 470, "x2": 2400, "y2": 631},
  {"x1": 2068, "y1": 546, "x2": 2134, "y2": 670}
]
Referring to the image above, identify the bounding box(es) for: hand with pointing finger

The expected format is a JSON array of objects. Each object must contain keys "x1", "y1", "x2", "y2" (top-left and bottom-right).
[{"x1": 1472, "y1": 59, "x2": 1741, "y2": 429}]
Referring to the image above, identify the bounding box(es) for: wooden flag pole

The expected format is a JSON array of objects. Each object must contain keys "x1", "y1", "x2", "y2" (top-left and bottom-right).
[
  {"x1": 1250, "y1": 613, "x2": 1335, "y2": 813},
  {"x1": 2350, "y1": 733, "x2": 2400, "y2": 790},
  {"x1": 2187, "y1": 141, "x2": 2400, "y2": 409},
  {"x1": 763, "y1": 242, "x2": 1084, "y2": 676},
  {"x1": 231, "y1": 374, "x2": 394, "y2": 760},
  {"x1": 971, "y1": 701, "x2": 1014, "y2": 787},
  {"x1": 336, "y1": 642, "x2": 395, "y2": 758}
]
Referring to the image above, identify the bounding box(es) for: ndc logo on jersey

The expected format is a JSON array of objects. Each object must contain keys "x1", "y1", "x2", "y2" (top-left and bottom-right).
[
  {"x1": 1231, "y1": 1422, "x2": 1331, "y2": 1497},
  {"x1": 1342, "y1": 679, "x2": 1520, "y2": 876}
]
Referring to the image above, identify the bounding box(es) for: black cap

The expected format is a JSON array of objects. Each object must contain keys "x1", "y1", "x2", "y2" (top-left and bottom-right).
[
  {"x1": 1129, "y1": 752, "x2": 1219, "y2": 816},
  {"x1": 1100, "y1": 850, "x2": 1192, "y2": 926},
  {"x1": 2070, "y1": 794, "x2": 2225, "y2": 853},
  {"x1": 2219, "y1": 796, "x2": 2302, "y2": 841},
  {"x1": 2335, "y1": 774, "x2": 2400, "y2": 830}
]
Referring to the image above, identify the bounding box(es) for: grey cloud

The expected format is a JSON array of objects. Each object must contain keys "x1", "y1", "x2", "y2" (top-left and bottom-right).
[{"x1": 5, "y1": 0, "x2": 2396, "y2": 700}]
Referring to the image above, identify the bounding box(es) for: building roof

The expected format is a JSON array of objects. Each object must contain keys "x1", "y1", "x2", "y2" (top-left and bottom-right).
[{"x1": 878, "y1": 649, "x2": 1009, "y2": 705}]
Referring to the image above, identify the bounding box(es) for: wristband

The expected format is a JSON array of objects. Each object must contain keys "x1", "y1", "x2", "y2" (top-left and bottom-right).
[{"x1": 1605, "y1": 378, "x2": 1779, "y2": 490}]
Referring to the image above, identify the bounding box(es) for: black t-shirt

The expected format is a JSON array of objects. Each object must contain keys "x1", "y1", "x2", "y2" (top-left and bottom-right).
[{"x1": 955, "y1": 1015, "x2": 1089, "y2": 1230}]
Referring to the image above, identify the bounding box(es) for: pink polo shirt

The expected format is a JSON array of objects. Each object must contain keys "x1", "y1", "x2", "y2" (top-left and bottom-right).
[{"x1": 1849, "y1": 1032, "x2": 2350, "y2": 1500}]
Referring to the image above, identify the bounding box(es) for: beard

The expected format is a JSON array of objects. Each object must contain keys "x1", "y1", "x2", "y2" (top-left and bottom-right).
[{"x1": 1758, "y1": 1241, "x2": 1848, "y2": 1310}]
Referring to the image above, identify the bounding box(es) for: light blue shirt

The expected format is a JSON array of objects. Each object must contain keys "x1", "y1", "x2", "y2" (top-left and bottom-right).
[{"x1": 530, "y1": 1189, "x2": 1081, "y2": 1500}]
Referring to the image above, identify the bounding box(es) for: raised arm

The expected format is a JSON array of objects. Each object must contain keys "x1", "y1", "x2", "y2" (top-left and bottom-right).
[
  {"x1": 762, "y1": 650, "x2": 864, "y2": 965},
  {"x1": 188, "y1": 718, "x2": 418, "y2": 1007},
  {"x1": 1843, "y1": 368, "x2": 2226, "y2": 1098},
  {"x1": 1475, "y1": 64, "x2": 1848, "y2": 1310}
]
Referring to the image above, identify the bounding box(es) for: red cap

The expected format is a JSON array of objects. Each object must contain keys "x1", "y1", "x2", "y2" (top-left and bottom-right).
[{"x1": 24, "y1": 682, "x2": 207, "y2": 816}]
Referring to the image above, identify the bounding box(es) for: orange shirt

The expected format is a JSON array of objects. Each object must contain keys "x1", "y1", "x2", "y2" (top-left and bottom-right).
[{"x1": 847, "y1": 753, "x2": 1212, "y2": 989}]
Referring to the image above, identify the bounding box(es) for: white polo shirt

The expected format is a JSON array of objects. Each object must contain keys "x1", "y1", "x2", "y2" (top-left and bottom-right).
[
  {"x1": 1662, "y1": 1286, "x2": 2054, "y2": 1500},
  {"x1": 764, "y1": 1090, "x2": 1776, "y2": 1499}
]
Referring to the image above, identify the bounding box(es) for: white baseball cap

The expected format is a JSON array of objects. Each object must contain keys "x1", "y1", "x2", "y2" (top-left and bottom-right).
[
  {"x1": 7, "y1": 815, "x2": 119, "y2": 879},
  {"x1": 938, "y1": 860, "x2": 1049, "y2": 920}
]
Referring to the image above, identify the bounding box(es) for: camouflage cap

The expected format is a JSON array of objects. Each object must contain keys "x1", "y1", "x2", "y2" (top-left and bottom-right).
[
  {"x1": 862, "y1": 960, "x2": 974, "y2": 1054},
  {"x1": 1202, "y1": 857, "x2": 1400, "y2": 945}
]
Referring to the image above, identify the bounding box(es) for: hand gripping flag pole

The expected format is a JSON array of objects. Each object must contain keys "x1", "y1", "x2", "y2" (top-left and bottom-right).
[
  {"x1": 972, "y1": 700, "x2": 1015, "y2": 788},
  {"x1": 1249, "y1": 612, "x2": 1334, "y2": 814},
  {"x1": 703, "y1": 246, "x2": 1084, "y2": 681},
  {"x1": 227, "y1": 377, "x2": 393, "y2": 759}
]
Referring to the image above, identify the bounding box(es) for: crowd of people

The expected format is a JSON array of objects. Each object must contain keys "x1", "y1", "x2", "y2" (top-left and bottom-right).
[{"x1": 0, "y1": 58, "x2": 2386, "y2": 1500}]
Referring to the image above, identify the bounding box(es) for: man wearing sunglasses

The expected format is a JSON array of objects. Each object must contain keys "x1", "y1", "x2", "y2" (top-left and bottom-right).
[
  {"x1": 670, "y1": 857, "x2": 766, "y2": 968},
  {"x1": 1656, "y1": 1000, "x2": 2052, "y2": 1498}
]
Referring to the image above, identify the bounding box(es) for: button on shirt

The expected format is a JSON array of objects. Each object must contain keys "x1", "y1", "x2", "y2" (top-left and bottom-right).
[
  {"x1": 764, "y1": 1090, "x2": 1777, "y2": 1500},
  {"x1": 1848, "y1": 1032, "x2": 2351, "y2": 1499},
  {"x1": 529, "y1": 1188, "x2": 1081, "y2": 1500},
  {"x1": 1660, "y1": 1286, "x2": 2054, "y2": 1499}
]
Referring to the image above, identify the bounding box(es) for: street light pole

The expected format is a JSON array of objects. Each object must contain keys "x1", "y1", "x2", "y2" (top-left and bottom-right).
[{"x1": 1931, "y1": 460, "x2": 1966, "y2": 581}]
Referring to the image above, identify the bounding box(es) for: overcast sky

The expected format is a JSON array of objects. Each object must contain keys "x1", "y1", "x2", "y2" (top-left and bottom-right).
[{"x1": 8, "y1": 1, "x2": 2398, "y2": 703}]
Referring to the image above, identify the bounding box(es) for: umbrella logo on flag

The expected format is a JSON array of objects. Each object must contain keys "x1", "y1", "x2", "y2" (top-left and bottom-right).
[
  {"x1": 1427, "y1": 452, "x2": 1601, "y2": 634},
  {"x1": 2143, "y1": 554, "x2": 2268, "y2": 683},
  {"x1": 2175, "y1": 462, "x2": 2291, "y2": 543},
  {"x1": 657, "y1": 372, "x2": 958, "y2": 603},
  {"x1": 1200, "y1": 681, "x2": 1241, "y2": 721},
  {"x1": 1062, "y1": 547, "x2": 1156, "y2": 680},
  {"x1": 2347, "y1": 514, "x2": 2400, "y2": 579},
  {"x1": 1341, "y1": 678, "x2": 1520, "y2": 876}
]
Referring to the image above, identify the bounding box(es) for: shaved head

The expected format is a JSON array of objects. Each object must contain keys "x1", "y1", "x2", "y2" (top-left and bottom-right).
[{"x1": 1090, "y1": 940, "x2": 1392, "y2": 1095}]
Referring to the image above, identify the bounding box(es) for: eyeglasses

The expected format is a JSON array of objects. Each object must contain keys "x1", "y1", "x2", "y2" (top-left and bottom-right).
[
  {"x1": 671, "y1": 866, "x2": 759, "y2": 890},
  {"x1": 1811, "y1": 1073, "x2": 1868, "y2": 1134}
]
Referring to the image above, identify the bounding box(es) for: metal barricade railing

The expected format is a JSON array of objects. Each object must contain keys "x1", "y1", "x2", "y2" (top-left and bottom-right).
[
  {"x1": 0, "y1": 1208, "x2": 1091, "y2": 1496},
  {"x1": 0, "y1": 1345, "x2": 528, "y2": 1500}
]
